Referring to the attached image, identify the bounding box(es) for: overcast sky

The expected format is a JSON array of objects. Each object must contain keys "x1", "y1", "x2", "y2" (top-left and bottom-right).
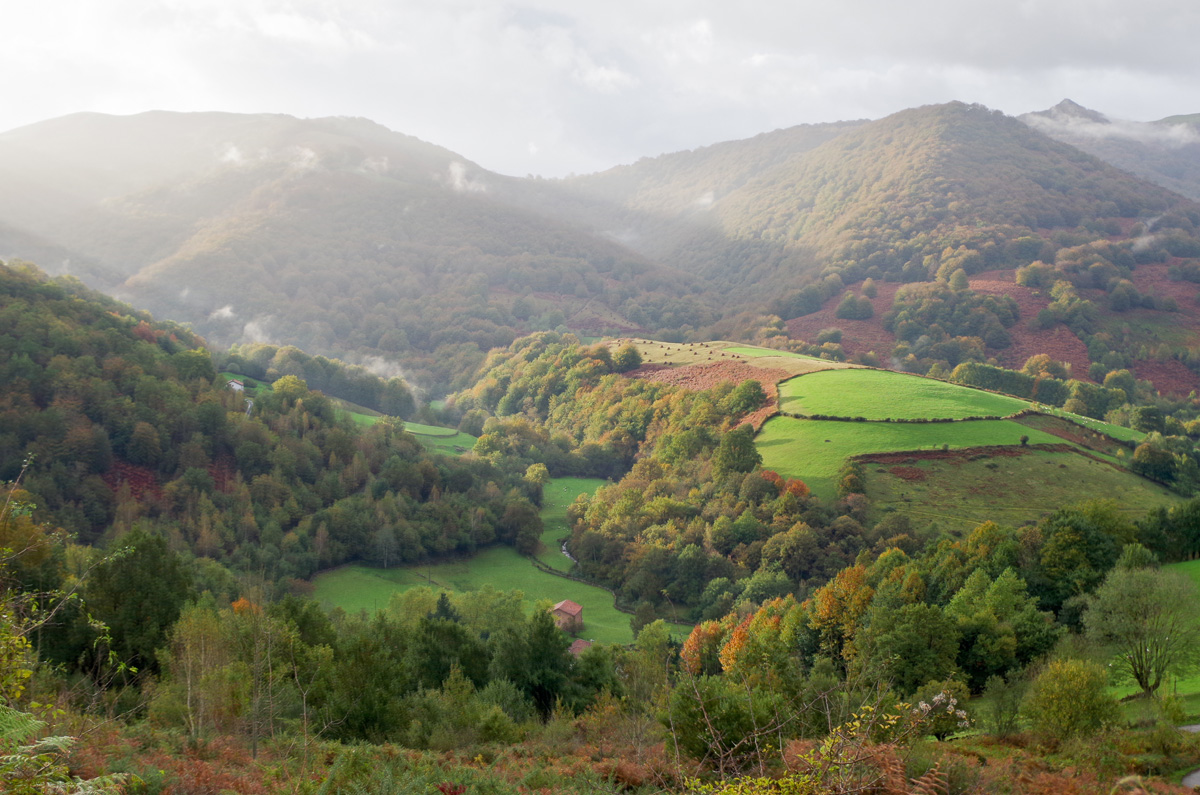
[{"x1": 4, "y1": 1, "x2": 1199, "y2": 177}]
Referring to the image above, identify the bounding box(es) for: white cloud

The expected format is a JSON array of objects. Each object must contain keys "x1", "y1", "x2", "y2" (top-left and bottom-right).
[
  {"x1": 447, "y1": 161, "x2": 487, "y2": 193},
  {"x1": 241, "y1": 317, "x2": 278, "y2": 344},
  {"x1": 209, "y1": 304, "x2": 236, "y2": 319},
  {"x1": 1, "y1": 1, "x2": 1200, "y2": 177},
  {"x1": 1025, "y1": 115, "x2": 1200, "y2": 148}
]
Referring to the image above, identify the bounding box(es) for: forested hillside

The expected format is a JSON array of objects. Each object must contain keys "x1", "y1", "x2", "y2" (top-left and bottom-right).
[
  {"x1": 6, "y1": 104, "x2": 1200, "y2": 405},
  {"x1": 1022, "y1": 99, "x2": 1200, "y2": 203},
  {"x1": 0, "y1": 261, "x2": 542, "y2": 580},
  {"x1": 560, "y1": 102, "x2": 1197, "y2": 298},
  {"x1": 0, "y1": 113, "x2": 706, "y2": 394}
]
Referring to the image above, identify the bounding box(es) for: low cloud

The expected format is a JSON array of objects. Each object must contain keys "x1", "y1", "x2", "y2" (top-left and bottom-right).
[
  {"x1": 241, "y1": 317, "x2": 279, "y2": 344},
  {"x1": 1026, "y1": 115, "x2": 1200, "y2": 148},
  {"x1": 447, "y1": 161, "x2": 487, "y2": 193},
  {"x1": 209, "y1": 304, "x2": 236, "y2": 320},
  {"x1": 360, "y1": 355, "x2": 423, "y2": 401},
  {"x1": 694, "y1": 190, "x2": 715, "y2": 207},
  {"x1": 359, "y1": 355, "x2": 408, "y2": 381},
  {"x1": 284, "y1": 146, "x2": 319, "y2": 171},
  {"x1": 361, "y1": 155, "x2": 390, "y2": 174}
]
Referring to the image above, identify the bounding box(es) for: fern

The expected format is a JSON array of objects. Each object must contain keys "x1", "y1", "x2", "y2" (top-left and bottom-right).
[{"x1": 0, "y1": 703, "x2": 44, "y2": 744}]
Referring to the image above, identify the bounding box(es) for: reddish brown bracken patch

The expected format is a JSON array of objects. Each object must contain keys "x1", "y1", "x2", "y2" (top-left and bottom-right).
[
  {"x1": 101, "y1": 460, "x2": 162, "y2": 502},
  {"x1": 627, "y1": 360, "x2": 789, "y2": 430},
  {"x1": 888, "y1": 466, "x2": 927, "y2": 481},
  {"x1": 859, "y1": 445, "x2": 1040, "y2": 465},
  {"x1": 968, "y1": 271, "x2": 1093, "y2": 377},
  {"x1": 784, "y1": 281, "x2": 903, "y2": 360}
]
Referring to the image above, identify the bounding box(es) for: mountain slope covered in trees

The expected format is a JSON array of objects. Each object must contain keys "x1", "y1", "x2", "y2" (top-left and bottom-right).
[
  {"x1": 0, "y1": 112, "x2": 704, "y2": 394},
  {"x1": 1022, "y1": 99, "x2": 1200, "y2": 203},
  {"x1": 561, "y1": 102, "x2": 1197, "y2": 295},
  {"x1": 4, "y1": 104, "x2": 1200, "y2": 399}
]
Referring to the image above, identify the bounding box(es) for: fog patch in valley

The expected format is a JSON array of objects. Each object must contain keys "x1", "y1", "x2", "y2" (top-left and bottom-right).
[{"x1": 1026, "y1": 115, "x2": 1200, "y2": 149}]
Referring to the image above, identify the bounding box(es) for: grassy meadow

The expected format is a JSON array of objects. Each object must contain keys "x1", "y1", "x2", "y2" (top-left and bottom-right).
[
  {"x1": 778, "y1": 369, "x2": 1031, "y2": 420},
  {"x1": 863, "y1": 447, "x2": 1180, "y2": 534},
  {"x1": 1041, "y1": 407, "x2": 1145, "y2": 443},
  {"x1": 757, "y1": 415, "x2": 1062, "y2": 501},
  {"x1": 337, "y1": 402, "x2": 478, "y2": 455},
  {"x1": 312, "y1": 548, "x2": 690, "y2": 644},
  {"x1": 312, "y1": 549, "x2": 644, "y2": 643},
  {"x1": 311, "y1": 476, "x2": 684, "y2": 645},
  {"x1": 537, "y1": 477, "x2": 607, "y2": 571},
  {"x1": 608, "y1": 338, "x2": 854, "y2": 376}
]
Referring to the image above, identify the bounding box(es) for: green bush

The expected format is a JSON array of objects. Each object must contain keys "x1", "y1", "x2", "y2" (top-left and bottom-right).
[{"x1": 1021, "y1": 659, "x2": 1117, "y2": 745}]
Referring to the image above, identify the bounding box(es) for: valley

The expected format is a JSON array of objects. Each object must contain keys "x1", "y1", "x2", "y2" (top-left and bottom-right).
[{"x1": 8, "y1": 95, "x2": 1200, "y2": 793}]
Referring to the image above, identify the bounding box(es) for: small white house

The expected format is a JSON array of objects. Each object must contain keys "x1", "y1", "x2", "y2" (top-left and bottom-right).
[{"x1": 228, "y1": 379, "x2": 245, "y2": 393}]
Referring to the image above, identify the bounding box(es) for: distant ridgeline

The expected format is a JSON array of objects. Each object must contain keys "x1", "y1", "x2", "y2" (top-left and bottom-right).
[{"x1": 6, "y1": 104, "x2": 1200, "y2": 400}]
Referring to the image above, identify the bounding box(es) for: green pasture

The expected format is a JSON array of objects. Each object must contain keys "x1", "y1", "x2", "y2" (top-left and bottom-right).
[
  {"x1": 756, "y1": 416, "x2": 1063, "y2": 501},
  {"x1": 1040, "y1": 407, "x2": 1145, "y2": 443},
  {"x1": 779, "y1": 369, "x2": 1030, "y2": 420},
  {"x1": 864, "y1": 447, "x2": 1179, "y2": 535},
  {"x1": 1168, "y1": 558, "x2": 1200, "y2": 591},
  {"x1": 1109, "y1": 560, "x2": 1200, "y2": 718},
  {"x1": 537, "y1": 477, "x2": 607, "y2": 571},
  {"x1": 403, "y1": 421, "x2": 458, "y2": 436},
  {"x1": 609, "y1": 338, "x2": 852, "y2": 377},
  {"x1": 312, "y1": 548, "x2": 690, "y2": 645},
  {"x1": 338, "y1": 406, "x2": 478, "y2": 455},
  {"x1": 409, "y1": 428, "x2": 477, "y2": 455}
]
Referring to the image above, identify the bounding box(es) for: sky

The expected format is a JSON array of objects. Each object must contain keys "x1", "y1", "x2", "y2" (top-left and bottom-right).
[{"x1": 4, "y1": 1, "x2": 1200, "y2": 178}]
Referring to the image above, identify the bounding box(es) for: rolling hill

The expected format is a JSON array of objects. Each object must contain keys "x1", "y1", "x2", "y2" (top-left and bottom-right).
[
  {"x1": 1022, "y1": 99, "x2": 1200, "y2": 203},
  {"x1": 4, "y1": 102, "x2": 1200, "y2": 398},
  {"x1": 0, "y1": 112, "x2": 699, "y2": 394},
  {"x1": 560, "y1": 102, "x2": 1198, "y2": 294}
]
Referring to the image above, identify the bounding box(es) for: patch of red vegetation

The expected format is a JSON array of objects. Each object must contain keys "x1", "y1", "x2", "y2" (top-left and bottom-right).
[
  {"x1": 784, "y1": 275, "x2": 1096, "y2": 380},
  {"x1": 1129, "y1": 261, "x2": 1200, "y2": 307},
  {"x1": 858, "y1": 445, "x2": 1039, "y2": 465},
  {"x1": 208, "y1": 455, "x2": 237, "y2": 493},
  {"x1": 628, "y1": 360, "x2": 789, "y2": 430},
  {"x1": 968, "y1": 271, "x2": 1093, "y2": 377},
  {"x1": 101, "y1": 460, "x2": 162, "y2": 502},
  {"x1": 784, "y1": 281, "x2": 903, "y2": 359},
  {"x1": 1132, "y1": 359, "x2": 1200, "y2": 396},
  {"x1": 888, "y1": 466, "x2": 927, "y2": 481}
]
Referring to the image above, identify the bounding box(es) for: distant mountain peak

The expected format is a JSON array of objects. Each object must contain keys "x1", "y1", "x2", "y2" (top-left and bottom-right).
[{"x1": 1027, "y1": 99, "x2": 1110, "y2": 124}]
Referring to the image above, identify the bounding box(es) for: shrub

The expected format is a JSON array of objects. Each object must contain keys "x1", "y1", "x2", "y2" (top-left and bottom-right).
[
  {"x1": 981, "y1": 673, "x2": 1026, "y2": 738},
  {"x1": 1021, "y1": 659, "x2": 1117, "y2": 745}
]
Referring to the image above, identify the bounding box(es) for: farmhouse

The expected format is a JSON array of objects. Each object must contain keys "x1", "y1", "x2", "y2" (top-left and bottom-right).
[
  {"x1": 550, "y1": 599, "x2": 583, "y2": 633},
  {"x1": 227, "y1": 379, "x2": 245, "y2": 392},
  {"x1": 568, "y1": 639, "x2": 592, "y2": 657}
]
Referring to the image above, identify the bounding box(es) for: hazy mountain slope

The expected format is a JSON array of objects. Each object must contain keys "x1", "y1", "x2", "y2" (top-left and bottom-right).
[
  {"x1": 0, "y1": 111, "x2": 699, "y2": 393},
  {"x1": 546, "y1": 103, "x2": 1194, "y2": 300},
  {"x1": 5, "y1": 104, "x2": 1200, "y2": 396},
  {"x1": 529, "y1": 120, "x2": 864, "y2": 281},
  {"x1": 1021, "y1": 99, "x2": 1200, "y2": 202},
  {"x1": 712, "y1": 102, "x2": 1187, "y2": 282}
]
